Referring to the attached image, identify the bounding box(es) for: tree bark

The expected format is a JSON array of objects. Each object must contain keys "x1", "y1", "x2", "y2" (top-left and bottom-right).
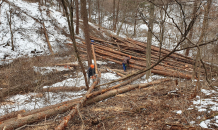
[
  {"x1": 75, "y1": 0, "x2": 79, "y2": 34},
  {"x1": 88, "y1": 0, "x2": 91, "y2": 21},
  {"x1": 0, "y1": 110, "x2": 25, "y2": 122},
  {"x1": 193, "y1": 0, "x2": 212, "y2": 79},
  {"x1": 113, "y1": 0, "x2": 116, "y2": 31},
  {"x1": 7, "y1": 6, "x2": 14, "y2": 51},
  {"x1": 185, "y1": 0, "x2": 198, "y2": 56},
  {"x1": 42, "y1": 22, "x2": 54, "y2": 55},
  {"x1": 146, "y1": 3, "x2": 154, "y2": 79},
  {"x1": 114, "y1": 0, "x2": 120, "y2": 31},
  {"x1": 81, "y1": 0, "x2": 92, "y2": 66}
]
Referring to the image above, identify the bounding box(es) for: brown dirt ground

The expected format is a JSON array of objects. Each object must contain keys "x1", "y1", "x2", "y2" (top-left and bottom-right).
[{"x1": 21, "y1": 79, "x2": 215, "y2": 130}]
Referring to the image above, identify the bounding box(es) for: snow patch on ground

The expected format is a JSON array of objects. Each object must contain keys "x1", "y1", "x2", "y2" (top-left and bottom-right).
[
  {"x1": 0, "y1": 90, "x2": 86, "y2": 116},
  {"x1": 191, "y1": 89, "x2": 218, "y2": 128}
]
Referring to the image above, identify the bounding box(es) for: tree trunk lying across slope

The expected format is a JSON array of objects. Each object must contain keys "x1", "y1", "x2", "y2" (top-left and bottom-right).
[
  {"x1": 0, "y1": 78, "x2": 172, "y2": 130},
  {"x1": 43, "y1": 86, "x2": 86, "y2": 92},
  {"x1": 0, "y1": 110, "x2": 25, "y2": 122},
  {"x1": 87, "y1": 71, "x2": 147, "y2": 98},
  {"x1": 85, "y1": 78, "x2": 172, "y2": 105},
  {"x1": 0, "y1": 99, "x2": 80, "y2": 130},
  {"x1": 55, "y1": 77, "x2": 100, "y2": 130}
]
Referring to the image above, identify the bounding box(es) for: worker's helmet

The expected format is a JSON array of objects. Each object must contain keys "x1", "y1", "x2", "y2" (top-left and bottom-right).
[
  {"x1": 90, "y1": 64, "x2": 94, "y2": 68},
  {"x1": 129, "y1": 56, "x2": 131, "y2": 59},
  {"x1": 91, "y1": 40, "x2": 94, "y2": 43}
]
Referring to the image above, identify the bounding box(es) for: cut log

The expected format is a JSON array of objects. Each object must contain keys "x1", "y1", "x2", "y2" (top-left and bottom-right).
[
  {"x1": 55, "y1": 77, "x2": 100, "y2": 130},
  {"x1": 95, "y1": 54, "x2": 192, "y2": 79},
  {"x1": 55, "y1": 63, "x2": 79, "y2": 67},
  {"x1": 43, "y1": 86, "x2": 86, "y2": 92},
  {"x1": 0, "y1": 110, "x2": 25, "y2": 122},
  {"x1": 85, "y1": 78, "x2": 172, "y2": 105},
  {"x1": 0, "y1": 99, "x2": 81, "y2": 130},
  {"x1": 87, "y1": 71, "x2": 147, "y2": 98}
]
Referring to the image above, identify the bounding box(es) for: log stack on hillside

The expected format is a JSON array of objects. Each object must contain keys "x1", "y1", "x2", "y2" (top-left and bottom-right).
[{"x1": 75, "y1": 35, "x2": 200, "y2": 80}]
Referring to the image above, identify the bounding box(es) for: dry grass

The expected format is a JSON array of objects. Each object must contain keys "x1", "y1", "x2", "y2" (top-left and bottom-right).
[{"x1": 0, "y1": 50, "x2": 77, "y2": 100}]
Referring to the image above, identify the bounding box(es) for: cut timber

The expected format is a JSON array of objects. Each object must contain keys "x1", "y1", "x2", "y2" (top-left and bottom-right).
[
  {"x1": 105, "y1": 68, "x2": 126, "y2": 77},
  {"x1": 91, "y1": 43, "x2": 98, "y2": 74},
  {"x1": 0, "y1": 99, "x2": 81, "y2": 130},
  {"x1": 94, "y1": 53, "x2": 192, "y2": 79},
  {"x1": 43, "y1": 86, "x2": 86, "y2": 92},
  {"x1": 56, "y1": 63, "x2": 79, "y2": 67},
  {"x1": 55, "y1": 77, "x2": 100, "y2": 130},
  {"x1": 0, "y1": 110, "x2": 25, "y2": 122},
  {"x1": 87, "y1": 71, "x2": 147, "y2": 98},
  {"x1": 42, "y1": 22, "x2": 54, "y2": 55},
  {"x1": 85, "y1": 78, "x2": 172, "y2": 105}
]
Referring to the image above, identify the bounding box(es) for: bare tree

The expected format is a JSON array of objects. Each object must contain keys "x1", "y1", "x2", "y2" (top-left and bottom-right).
[
  {"x1": 146, "y1": 2, "x2": 154, "y2": 79},
  {"x1": 81, "y1": 0, "x2": 92, "y2": 66},
  {"x1": 7, "y1": 5, "x2": 14, "y2": 51},
  {"x1": 75, "y1": 0, "x2": 79, "y2": 34},
  {"x1": 193, "y1": 0, "x2": 212, "y2": 82},
  {"x1": 184, "y1": 0, "x2": 198, "y2": 56},
  {"x1": 112, "y1": 0, "x2": 115, "y2": 31},
  {"x1": 39, "y1": 3, "x2": 54, "y2": 55},
  {"x1": 88, "y1": 0, "x2": 91, "y2": 21},
  {"x1": 61, "y1": 0, "x2": 89, "y2": 90}
]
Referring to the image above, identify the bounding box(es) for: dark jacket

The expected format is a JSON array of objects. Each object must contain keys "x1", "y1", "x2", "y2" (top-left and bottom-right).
[
  {"x1": 87, "y1": 67, "x2": 95, "y2": 77},
  {"x1": 122, "y1": 57, "x2": 130, "y2": 64}
]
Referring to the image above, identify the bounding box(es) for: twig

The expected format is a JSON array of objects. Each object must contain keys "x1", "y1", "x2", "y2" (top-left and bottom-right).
[
  {"x1": 175, "y1": 38, "x2": 218, "y2": 51},
  {"x1": 77, "y1": 108, "x2": 84, "y2": 130}
]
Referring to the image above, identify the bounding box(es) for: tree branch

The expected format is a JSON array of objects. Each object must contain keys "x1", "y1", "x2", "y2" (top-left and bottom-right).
[{"x1": 176, "y1": 38, "x2": 218, "y2": 51}]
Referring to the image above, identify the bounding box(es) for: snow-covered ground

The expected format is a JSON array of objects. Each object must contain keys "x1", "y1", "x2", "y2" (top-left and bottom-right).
[{"x1": 0, "y1": 62, "x2": 166, "y2": 116}]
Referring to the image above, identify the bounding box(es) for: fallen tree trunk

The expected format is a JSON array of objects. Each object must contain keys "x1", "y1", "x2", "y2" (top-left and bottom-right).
[
  {"x1": 0, "y1": 99, "x2": 81, "y2": 130},
  {"x1": 85, "y1": 78, "x2": 172, "y2": 105},
  {"x1": 55, "y1": 77, "x2": 100, "y2": 130},
  {"x1": 87, "y1": 71, "x2": 147, "y2": 98},
  {"x1": 43, "y1": 86, "x2": 86, "y2": 92},
  {"x1": 55, "y1": 63, "x2": 79, "y2": 67},
  {"x1": 0, "y1": 110, "x2": 25, "y2": 122}
]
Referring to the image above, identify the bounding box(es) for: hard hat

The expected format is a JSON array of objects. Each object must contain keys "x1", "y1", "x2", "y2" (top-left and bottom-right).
[
  {"x1": 91, "y1": 40, "x2": 94, "y2": 42},
  {"x1": 90, "y1": 64, "x2": 94, "y2": 68}
]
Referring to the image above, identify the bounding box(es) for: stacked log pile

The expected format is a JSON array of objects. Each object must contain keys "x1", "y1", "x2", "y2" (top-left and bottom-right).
[{"x1": 76, "y1": 35, "x2": 203, "y2": 80}]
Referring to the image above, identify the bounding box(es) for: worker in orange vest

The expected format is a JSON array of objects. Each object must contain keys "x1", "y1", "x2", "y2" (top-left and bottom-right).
[{"x1": 87, "y1": 64, "x2": 96, "y2": 84}]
